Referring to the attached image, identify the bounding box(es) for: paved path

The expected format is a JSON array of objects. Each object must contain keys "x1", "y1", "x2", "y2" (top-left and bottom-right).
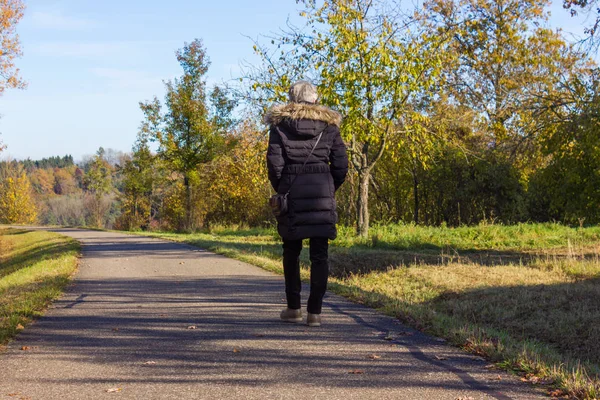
[{"x1": 0, "y1": 228, "x2": 546, "y2": 400}]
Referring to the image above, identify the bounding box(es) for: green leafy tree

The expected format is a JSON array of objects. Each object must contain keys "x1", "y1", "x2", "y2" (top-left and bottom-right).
[
  {"x1": 530, "y1": 71, "x2": 600, "y2": 224},
  {"x1": 118, "y1": 133, "x2": 166, "y2": 230},
  {"x1": 140, "y1": 39, "x2": 235, "y2": 231},
  {"x1": 84, "y1": 147, "x2": 113, "y2": 227},
  {"x1": 247, "y1": 0, "x2": 448, "y2": 236}
]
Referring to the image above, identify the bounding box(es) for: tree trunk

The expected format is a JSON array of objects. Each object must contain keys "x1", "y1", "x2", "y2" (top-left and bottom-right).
[
  {"x1": 356, "y1": 171, "x2": 370, "y2": 237},
  {"x1": 413, "y1": 170, "x2": 419, "y2": 225},
  {"x1": 95, "y1": 195, "x2": 103, "y2": 228},
  {"x1": 184, "y1": 175, "x2": 192, "y2": 232},
  {"x1": 133, "y1": 197, "x2": 138, "y2": 230}
]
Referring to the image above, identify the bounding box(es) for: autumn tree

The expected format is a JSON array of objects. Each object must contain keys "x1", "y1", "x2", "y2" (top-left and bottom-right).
[
  {"x1": 28, "y1": 166, "x2": 55, "y2": 195},
  {"x1": 0, "y1": 163, "x2": 37, "y2": 224},
  {"x1": 246, "y1": 0, "x2": 447, "y2": 236},
  {"x1": 421, "y1": 0, "x2": 585, "y2": 169},
  {"x1": 53, "y1": 166, "x2": 79, "y2": 195},
  {"x1": 0, "y1": 0, "x2": 25, "y2": 95},
  {"x1": 0, "y1": 0, "x2": 25, "y2": 160},
  {"x1": 140, "y1": 39, "x2": 235, "y2": 231},
  {"x1": 201, "y1": 121, "x2": 271, "y2": 226}
]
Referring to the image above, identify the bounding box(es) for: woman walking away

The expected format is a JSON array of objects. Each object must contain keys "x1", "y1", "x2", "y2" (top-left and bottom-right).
[{"x1": 265, "y1": 81, "x2": 348, "y2": 327}]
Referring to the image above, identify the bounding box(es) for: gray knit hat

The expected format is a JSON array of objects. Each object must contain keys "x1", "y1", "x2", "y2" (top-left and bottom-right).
[{"x1": 288, "y1": 80, "x2": 318, "y2": 104}]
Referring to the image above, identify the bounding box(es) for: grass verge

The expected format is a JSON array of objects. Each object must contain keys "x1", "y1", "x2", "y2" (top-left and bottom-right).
[
  {"x1": 136, "y1": 223, "x2": 600, "y2": 399},
  {"x1": 0, "y1": 227, "x2": 80, "y2": 346}
]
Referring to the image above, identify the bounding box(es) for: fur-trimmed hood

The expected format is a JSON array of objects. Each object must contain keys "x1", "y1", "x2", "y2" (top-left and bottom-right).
[{"x1": 264, "y1": 103, "x2": 342, "y2": 127}]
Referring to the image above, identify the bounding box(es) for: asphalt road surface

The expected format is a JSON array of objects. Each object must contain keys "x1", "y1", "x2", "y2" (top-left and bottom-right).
[{"x1": 0, "y1": 228, "x2": 546, "y2": 399}]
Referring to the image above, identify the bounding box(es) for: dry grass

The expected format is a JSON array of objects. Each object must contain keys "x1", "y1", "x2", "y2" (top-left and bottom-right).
[{"x1": 0, "y1": 228, "x2": 80, "y2": 345}]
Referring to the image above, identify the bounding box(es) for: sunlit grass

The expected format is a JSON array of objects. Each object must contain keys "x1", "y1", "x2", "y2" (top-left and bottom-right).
[
  {"x1": 203, "y1": 221, "x2": 600, "y2": 251},
  {"x1": 0, "y1": 228, "x2": 80, "y2": 345}
]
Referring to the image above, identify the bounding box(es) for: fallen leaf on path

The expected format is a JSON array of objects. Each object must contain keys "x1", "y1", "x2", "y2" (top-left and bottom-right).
[
  {"x1": 112, "y1": 328, "x2": 119, "y2": 332},
  {"x1": 20, "y1": 346, "x2": 30, "y2": 351},
  {"x1": 143, "y1": 361, "x2": 157, "y2": 365},
  {"x1": 348, "y1": 369, "x2": 364, "y2": 374},
  {"x1": 368, "y1": 354, "x2": 381, "y2": 360},
  {"x1": 16, "y1": 324, "x2": 24, "y2": 330},
  {"x1": 548, "y1": 389, "x2": 568, "y2": 397},
  {"x1": 179, "y1": 262, "x2": 185, "y2": 264},
  {"x1": 159, "y1": 314, "x2": 168, "y2": 317},
  {"x1": 455, "y1": 397, "x2": 474, "y2": 400},
  {"x1": 434, "y1": 355, "x2": 448, "y2": 360},
  {"x1": 253, "y1": 334, "x2": 265, "y2": 337},
  {"x1": 7, "y1": 393, "x2": 20, "y2": 397},
  {"x1": 549, "y1": 388, "x2": 569, "y2": 397},
  {"x1": 106, "y1": 388, "x2": 122, "y2": 393},
  {"x1": 522, "y1": 374, "x2": 554, "y2": 385},
  {"x1": 489, "y1": 375, "x2": 502, "y2": 381},
  {"x1": 233, "y1": 348, "x2": 240, "y2": 353},
  {"x1": 187, "y1": 326, "x2": 197, "y2": 330}
]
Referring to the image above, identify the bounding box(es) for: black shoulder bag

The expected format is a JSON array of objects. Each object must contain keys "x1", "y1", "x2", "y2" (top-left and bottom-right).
[{"x1": 269, "y1": 131, "x2": 323, "y2": 217}]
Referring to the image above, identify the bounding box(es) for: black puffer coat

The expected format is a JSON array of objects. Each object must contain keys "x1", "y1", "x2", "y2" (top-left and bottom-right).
[{"x1": 265, "y1": 103, "x2": 348, "y2": 240}]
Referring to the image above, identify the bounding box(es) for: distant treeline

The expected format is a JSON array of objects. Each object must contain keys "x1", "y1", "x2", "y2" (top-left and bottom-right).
[
  {"x1": 21, "y1": 155, "x2": 74, "y2": 170},
  {"x1": 0, "y1": 149, "x2": 122, "y2": 227}
]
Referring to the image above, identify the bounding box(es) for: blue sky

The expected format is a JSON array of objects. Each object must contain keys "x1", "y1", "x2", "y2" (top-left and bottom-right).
[{"x1": 0, "y1": 0, "x2": 591, "y2": 161}]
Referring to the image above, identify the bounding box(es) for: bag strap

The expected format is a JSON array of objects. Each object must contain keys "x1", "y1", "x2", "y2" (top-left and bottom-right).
[{"x1": 285, "y1": 129, "x2": 325, "y2": 195}]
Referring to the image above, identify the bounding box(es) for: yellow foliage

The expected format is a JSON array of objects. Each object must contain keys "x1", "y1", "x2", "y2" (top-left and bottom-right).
[
  {"x1": 0, "y1": 0, "x2": 26, "y2": 94},
  {"x1": 195, "y1": 123, "x2": 272, "y2": 226},
  {"x1": 0, "y1": 171, "x2": 37, "y2": 224}
]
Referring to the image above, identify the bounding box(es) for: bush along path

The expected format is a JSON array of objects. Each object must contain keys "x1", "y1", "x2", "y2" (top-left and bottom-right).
[{"x1": 0, "y1": 227, "x2": 545, "y2": 400}]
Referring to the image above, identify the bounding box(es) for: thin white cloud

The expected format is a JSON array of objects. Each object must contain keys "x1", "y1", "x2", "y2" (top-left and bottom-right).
[
  {"x1": 90, "y1": 67, "x2": 164, "y2": 91},
  {"x1": 31, "y1": 10, "x2": 97, "y2": 31},
  {"x1": 31, "y1": 40, "x2": 179, "y2": 59},
  {"x1": 32, "y1": 41, "x2": 143, "y2": 58}
]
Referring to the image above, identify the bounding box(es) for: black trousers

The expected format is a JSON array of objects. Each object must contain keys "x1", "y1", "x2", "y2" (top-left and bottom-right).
[{"x1": 282, "y1": 237, "x2": 329, "y2": 314}]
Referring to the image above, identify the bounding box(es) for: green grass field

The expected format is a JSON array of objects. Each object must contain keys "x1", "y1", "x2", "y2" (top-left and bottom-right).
[
  {"x1": 140, "y1": 222, "x2": 600, "y2": 399},
  {"x1": 0, "y1": 228, "x2": 80, "y2": 346}
]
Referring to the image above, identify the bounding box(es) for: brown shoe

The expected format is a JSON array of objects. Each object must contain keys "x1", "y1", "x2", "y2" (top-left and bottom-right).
[
  {"x1": 280, "y1": 308, "x2": 302, "y2": 323},
  {"x1": 307, "y1": 313, "x2": 321, "y2": 327}
]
